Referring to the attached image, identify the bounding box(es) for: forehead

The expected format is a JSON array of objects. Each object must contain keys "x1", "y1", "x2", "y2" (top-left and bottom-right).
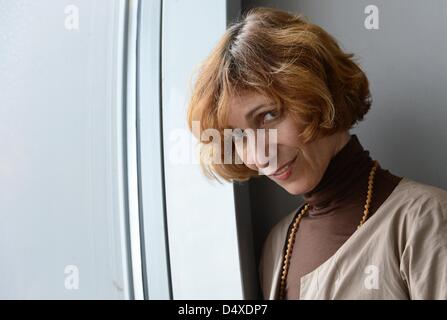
[
  {"x1": 228, "y1": 91, "x2": 270, "y2": 109},
  {"x1": 226, "y1": 91, "x2": 272, "y2": 126}
]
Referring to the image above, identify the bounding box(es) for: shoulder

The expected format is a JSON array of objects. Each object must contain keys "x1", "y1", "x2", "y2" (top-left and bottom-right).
[
  {"x1": 397, "y1": 178, "x2": 447, "y2": 298},
  {"x1": 398, "y1": 177, "x2": 447, "y2": 219},
  {"x1": 394, "y1": 177, "x2": 447, "y2": 243},
  {"x1": 400, "y1": 176, "x2": 447, "y2": 201},
  {"x1": 262, "y1": 207, "x2": 298, "y2": 259},
  {"x1": 258, "y1": 206, "x2": 299, "y2": 298}
]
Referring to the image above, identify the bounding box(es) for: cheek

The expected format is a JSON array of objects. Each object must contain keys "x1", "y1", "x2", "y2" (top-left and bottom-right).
[
  {"x1": 233, "y1": 142, "x2": 254, "y2": 169},
  {"x1": 273, "y1": 130, "x2": 302, "y2": 152},
  {"x1": 233, "y1": 141, "x2": 246, "y2": 163},
  {"x1": 273, "y1": 118, "x2": 304, "y2": 146}
]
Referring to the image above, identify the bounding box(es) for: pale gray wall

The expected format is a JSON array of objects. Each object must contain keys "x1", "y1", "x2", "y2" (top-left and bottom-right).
[{"x1": 241, "y1": 0, "x2": 447, "y2": 298}]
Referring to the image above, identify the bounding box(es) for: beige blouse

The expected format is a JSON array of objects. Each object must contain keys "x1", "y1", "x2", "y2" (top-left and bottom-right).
[{"x1": 259, "y1": 176, "x2": 447, "y2": 299}]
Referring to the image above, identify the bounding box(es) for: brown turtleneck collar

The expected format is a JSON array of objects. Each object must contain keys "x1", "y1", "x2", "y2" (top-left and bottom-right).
[{"x1": 303, "y1": 134, "x2": 378, "y2": 216}]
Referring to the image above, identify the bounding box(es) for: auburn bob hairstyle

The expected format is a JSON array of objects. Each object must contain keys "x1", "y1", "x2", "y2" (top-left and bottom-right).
[{"x1": 186, "y1": 7, "x2": 372, "y2": 183}]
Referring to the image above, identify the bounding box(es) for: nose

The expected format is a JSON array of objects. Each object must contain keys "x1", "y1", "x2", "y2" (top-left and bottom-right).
[
  {"x1": 244, "y1": 138, "x2": 271, "y2": 170},
  {"x1": 233, "y1": 129, "x2": 275, "y2": 171},
  {"x1": 252, "y1": 151, "x2": 270, "y2": 169}
]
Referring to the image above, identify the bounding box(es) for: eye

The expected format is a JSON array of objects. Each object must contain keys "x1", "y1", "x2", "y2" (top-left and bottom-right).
[{"x1": 259, "y1": 110, "x2": 280, "y2": 126}]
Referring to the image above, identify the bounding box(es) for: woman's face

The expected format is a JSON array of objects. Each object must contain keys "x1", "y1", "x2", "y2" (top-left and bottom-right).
[{"x1": 227, "y1": 91, "x2": 350, "y2": 195}]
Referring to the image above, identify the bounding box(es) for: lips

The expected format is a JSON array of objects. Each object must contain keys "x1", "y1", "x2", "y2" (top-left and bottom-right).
[{"x1": 269, "y1": 154, "x2": 298, "y2": 177}]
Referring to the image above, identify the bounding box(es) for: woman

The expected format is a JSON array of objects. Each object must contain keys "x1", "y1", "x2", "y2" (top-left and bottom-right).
[{"x1": 186, "y1": 7, "x2": 447, "y2": 299}]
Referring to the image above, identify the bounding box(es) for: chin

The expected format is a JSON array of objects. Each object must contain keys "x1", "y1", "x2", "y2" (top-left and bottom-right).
[
  {"x1": 279, "y1": 177, "x2": 315, "y2": 195},
  {"x1": 277, "y1": 180, "x2": 305, "y2": 195}
]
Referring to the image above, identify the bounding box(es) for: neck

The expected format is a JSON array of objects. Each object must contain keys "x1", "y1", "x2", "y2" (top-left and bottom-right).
[{"x1": 302, "y1": 134, "x2": 374, "y2": 216}]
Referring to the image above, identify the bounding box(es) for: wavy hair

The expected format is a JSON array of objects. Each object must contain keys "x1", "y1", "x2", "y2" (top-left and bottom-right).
[{"x1": 186, "y1": 7, "x2": 372, "y2": 183}]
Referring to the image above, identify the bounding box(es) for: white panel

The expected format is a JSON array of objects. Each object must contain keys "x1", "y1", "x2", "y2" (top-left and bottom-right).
[
  {"x1": 0, "y1": 0, "x2": 131, "y2": 298},
  {"x1": 124, "y1": 0, "x2": 144, "y2": 300},
  {"x1": 162, "y1": 0, "x2": 243, "y2": 299},
  {"x1": 137, "y1": 0, "x2": 172, "y2": 299}
]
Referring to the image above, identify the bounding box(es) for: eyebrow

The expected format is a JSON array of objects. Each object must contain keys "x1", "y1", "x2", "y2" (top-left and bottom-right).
[
  {"x1": 244, "y1": 103, "x2": 271, "y2": 121},
  {"x1": 227, "y1": 103, "x2": 272, "y2": 129}
]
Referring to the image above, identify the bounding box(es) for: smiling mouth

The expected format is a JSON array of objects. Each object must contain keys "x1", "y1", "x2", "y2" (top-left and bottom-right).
[{"x1": 268, "y1": 154, "x2": 298, "y2": 177}]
